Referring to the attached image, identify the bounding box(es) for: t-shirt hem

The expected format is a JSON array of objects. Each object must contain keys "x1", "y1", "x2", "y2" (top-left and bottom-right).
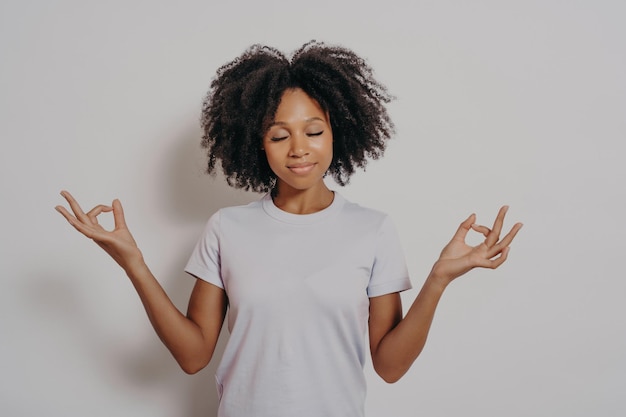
[
  {"x1": 367, "y1": 277, "x2": 412, "y2": 298},
  {"x1": 184, "y1": 264, "x2": 224, "y2": 289}
]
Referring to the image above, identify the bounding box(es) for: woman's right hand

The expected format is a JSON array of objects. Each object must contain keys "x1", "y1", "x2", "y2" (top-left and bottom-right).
[
  {"x1": 56, "y1": 190, "x2": 227, "y2": 373},
  {"x1": 55, "y1": 190, "x2": 144, "y2": 272}
]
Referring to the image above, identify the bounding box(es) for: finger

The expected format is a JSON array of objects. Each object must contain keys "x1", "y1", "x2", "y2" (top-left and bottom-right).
[
  {"x1": 485, "y1": 205, "x2": 508, "y2": 247},
  {"x1": 474, "y1": 246, "x2": 510, "y2": 269},
  {"x1": 86, "y1": 205, "x2": 113, "y2": 224},
  {"x1": 55, "y1": 205, "x2": 96, "y2": 238},
  {"x1": 60, "y1": 190, "x2": 89, "y2": 222},
  {"x1": 112, "y1": 199, "x2": 128, "y2": 230},
  {"x1": 452, "y1": 213, "x2": 476, "y2": 241},
  {"x1": 470, "y1": 224, "x2": 491, "y2": 238},
  {"x1": 488, "y1": 246, "x2": 510, "y2": 269},
  {"x1": 55, "y1": 205, "x2": 78, "y2": 224},
  {"x1": 489, "y1": 222, "x2": 523, "y2": 254}
]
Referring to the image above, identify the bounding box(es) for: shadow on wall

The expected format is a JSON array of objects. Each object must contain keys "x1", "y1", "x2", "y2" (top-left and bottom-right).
[
  {"x1": 23, "y1": 263, "x2": 229, "y2": 417},
  {"x1": 158, "y1": 125, "x2": 259, "y2": 225},
  {"x1": 25, "y1": 128, "x2": 258, "y2": 416},
  {"x1": 160, "y1": 128, "x2": 260, "y2": 417}
]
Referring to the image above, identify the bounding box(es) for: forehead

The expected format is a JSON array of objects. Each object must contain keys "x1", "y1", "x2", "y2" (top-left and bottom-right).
[{"x1": 272, "y1": 88, "x2": 327, "y2": 123}]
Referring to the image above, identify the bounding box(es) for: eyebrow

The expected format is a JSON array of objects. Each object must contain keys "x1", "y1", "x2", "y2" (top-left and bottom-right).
[{"x1": 268, "y1": 117, "x2": 326, "y2": 127}]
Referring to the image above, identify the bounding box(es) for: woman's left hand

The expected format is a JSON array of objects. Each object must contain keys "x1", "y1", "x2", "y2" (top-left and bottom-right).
[{"x1": 432, "y1": 206, "x2": 523, "y2": 284}]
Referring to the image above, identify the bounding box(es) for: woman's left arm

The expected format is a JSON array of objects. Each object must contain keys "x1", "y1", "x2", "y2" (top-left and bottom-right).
[{"x1": 369, "y1": 206, "x2": 523, "y2": 383}]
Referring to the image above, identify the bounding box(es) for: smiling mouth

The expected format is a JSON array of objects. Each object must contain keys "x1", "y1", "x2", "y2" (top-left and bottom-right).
[{"x1": 287, "y1": 163, "x2": 316, "y2": 175}]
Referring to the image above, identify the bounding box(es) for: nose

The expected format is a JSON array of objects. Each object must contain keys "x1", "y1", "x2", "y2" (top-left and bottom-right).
[{"x1": 288, "y1": 132, "x2": 309, "y2": 158}]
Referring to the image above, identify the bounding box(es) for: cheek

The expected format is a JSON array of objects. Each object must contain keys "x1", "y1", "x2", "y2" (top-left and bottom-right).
[
  {"x1": 264, "y1": 150, "x2": 279, "y2": 167},
  {"x1": 317, "y1": 137, "x2": 334, "y2": 161},
  {"x1": 263, "y1": 146, "x2": 287, "y2": 173}
]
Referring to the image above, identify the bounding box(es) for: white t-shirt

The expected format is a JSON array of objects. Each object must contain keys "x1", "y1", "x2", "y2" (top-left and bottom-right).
[{"x1": 185, "y1": 193, "x2": 411, "y2": 417}]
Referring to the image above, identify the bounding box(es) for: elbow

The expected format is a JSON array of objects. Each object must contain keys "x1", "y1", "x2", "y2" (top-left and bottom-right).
[
  {"x1": 372, "y1": 352, "x2": 412, "y2": 383},
  {"x1": 177, "y1": 354, "x2": 211, "y2": 375},
  {"x1": 381, "y1": 373, "x2": 402, "y2": 384},
  {"x1": 373, "y1": 364, "x2": 406, "y2": 384},
  {"x1": 181, "y1": 363, "x2": 203, "y2": 375}
]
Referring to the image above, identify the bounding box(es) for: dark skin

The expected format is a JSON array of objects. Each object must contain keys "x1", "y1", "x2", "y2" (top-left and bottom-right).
[{"x1": 56, "y1": 89, "x2": 523, "y2": 380}]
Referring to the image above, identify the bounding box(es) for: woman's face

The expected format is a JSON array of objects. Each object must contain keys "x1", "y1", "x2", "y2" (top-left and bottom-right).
[{"x1": 262, "y1": 88, "x2": 333, "y2": 194}]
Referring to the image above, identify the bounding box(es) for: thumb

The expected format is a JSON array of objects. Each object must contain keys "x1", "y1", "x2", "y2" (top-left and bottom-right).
[{"x1": 112, "y1": 199, "x2": 128, "y2": 229}]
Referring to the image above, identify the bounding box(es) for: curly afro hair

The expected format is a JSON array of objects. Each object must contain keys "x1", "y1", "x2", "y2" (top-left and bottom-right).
[{"x1": 200, "y1": 40, "x2": 394, "y2": 193}]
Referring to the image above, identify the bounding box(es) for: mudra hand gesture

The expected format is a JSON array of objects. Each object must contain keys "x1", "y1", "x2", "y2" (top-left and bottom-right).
[
  {"x1": 433, "y1": 205, "x2": 523, "y2": 284},
  {"x1": 55, "y1": 190, "x2": 143, "y2": 272}
]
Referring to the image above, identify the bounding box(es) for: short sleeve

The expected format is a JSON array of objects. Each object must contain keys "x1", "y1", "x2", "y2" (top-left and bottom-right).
[
  {"x1": 367, "y1": 216, "x2": 412, "y2": 297},
  {"x1": 184, "y1": 211, "x2": 224, "y2": 289}
]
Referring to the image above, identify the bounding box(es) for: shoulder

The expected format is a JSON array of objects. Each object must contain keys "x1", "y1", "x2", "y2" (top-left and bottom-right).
[
  {"x1": 338, "y1": 194, "x2": 392, "y2": 229},
  {"x1": 199, "y1": 196, "x2": 273, "y2": 241},
  {"x1": 219, "y1": 197, "x2": 263, "y2": 215},
  {"x1": 197, "y1": 197, "x2": 265, "y2": 237}
]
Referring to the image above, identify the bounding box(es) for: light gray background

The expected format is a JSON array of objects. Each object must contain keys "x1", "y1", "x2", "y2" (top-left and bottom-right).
[{"x1": 1, "y1": 1, "x2": 624, "y2": 416}]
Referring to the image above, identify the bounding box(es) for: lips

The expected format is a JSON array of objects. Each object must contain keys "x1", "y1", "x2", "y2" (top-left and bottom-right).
[{"x1": 287, "y1": 162, "x2": 316, "y2": 175}]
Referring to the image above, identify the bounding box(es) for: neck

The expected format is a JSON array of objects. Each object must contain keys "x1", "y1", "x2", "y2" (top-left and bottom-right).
[{"x1": 272, "y1": 183, "x2": 334, "y2": 215}]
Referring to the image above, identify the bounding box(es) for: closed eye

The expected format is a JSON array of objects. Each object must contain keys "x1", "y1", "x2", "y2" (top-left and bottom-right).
[
  {"x1": 270, "y1": 135, "x2": 289, "y2": 141},
  {"x1": 307, "y1": 131, "x2": 323, "y2": 137}
]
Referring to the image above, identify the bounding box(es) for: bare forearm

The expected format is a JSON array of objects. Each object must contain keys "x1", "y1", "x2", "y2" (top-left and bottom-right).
[
  {"x1": 370, "y1": 207, "x2": 522, "y2": 383},
  {"x1": 123, "y1": 257, "x2": 216, "y2": 373},
  {"x1": 55, "y1": 192, "x2": 223, "y2": 373},
  {"x1": 373, "y1": 269, "x2": 449, "y2": 382}
]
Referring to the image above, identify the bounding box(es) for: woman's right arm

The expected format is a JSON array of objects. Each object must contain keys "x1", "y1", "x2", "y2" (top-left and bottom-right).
[{"x1": 55, "y1": 190, "x2": 226, "y2": 374}]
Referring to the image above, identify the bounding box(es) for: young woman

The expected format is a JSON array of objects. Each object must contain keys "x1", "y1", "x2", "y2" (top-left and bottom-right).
[{"x1": 56, "y1": 41, "x2": 522, "y2": 417}]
